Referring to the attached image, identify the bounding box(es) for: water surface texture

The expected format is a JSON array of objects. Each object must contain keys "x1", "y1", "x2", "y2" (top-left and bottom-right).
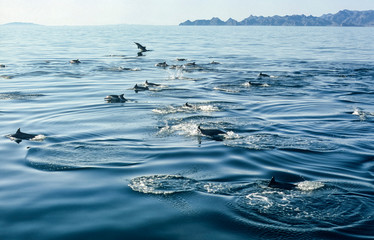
[{"x1": 0, "y1": 25, "x2": 373, "y2": 240}]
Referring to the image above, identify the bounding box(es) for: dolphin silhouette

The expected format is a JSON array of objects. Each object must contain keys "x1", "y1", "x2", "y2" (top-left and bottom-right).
[
  {"x1": 11, "y1": 128, "x2": 37, "y2": 140},
  {"x1": 134, "y1": 42, "x2": 148, "y2": 52},
  {"x1": 184, "y1": 102, "x2": 193, "y2": 108},
  {"x1": 9, "y1": 128, "x2": 39, "y2": 143},
  {"x1": 268, "y1": 177, "x2": 296, "y2": 190},
  {"x1": 70, "y1": 59, "x2": 81, "y2": 64},
  {"x1": 145, "y1": 80, "x2": 160, "y2": 87},
  {"x1": 258, "y1": 72, "x2": 270, "y2": 78},
  {"x1": 198, "y1": 125, "x2": 226, "y2": 140}
]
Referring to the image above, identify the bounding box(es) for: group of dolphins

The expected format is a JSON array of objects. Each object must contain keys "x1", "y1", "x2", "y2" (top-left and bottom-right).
[
  {"x1": 6, "y1": 42, "x2": 291, "y2": 189},
  {"x1": 8, "y1": 42, "x2": 274, "y2": 142},
  {"x1": 130, "y1": 43, "x2": 293, "y2": 190}
]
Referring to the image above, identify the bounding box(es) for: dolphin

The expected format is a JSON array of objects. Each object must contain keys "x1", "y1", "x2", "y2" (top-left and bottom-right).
[
  {"x1": 155, "y1": 62, "x2": 168, "y2": 67},
  {"x1": 169, "y1": 64, "x2": 183, "y2": 69},
  {"x1": 11, "y1": 128, "x2": 38, "y2": 140},
  {"x1": 0, "y1": 64, "x2": 5, "y2": 68},
  {"x1": 268, "y1": 177, "x2": 296, "y2": 190},
  {"x1": 134, "y1": 42, "x2": 148, "y2": 52},
  {"x1": 70, "y1": 59, "x2": 81, "y2": 64},
  {"x1": 184, "y1": 62, "x2": 196, "y2": 66},
  {"x1": 258, "y1": 72, "x2": 270, "y2": 78},
  {"x1": 10, "y1": 128, "x2": 38, "y2": 143},
  {"x1": 184, "y1": 102, "x2": 193, "y2": 108},
  {"x1": 104, "y1": 94, "x2": 127, "y2": 103},
  {"x1": 133, "y1": 84, "x2": 149, "y2": 92},
  {"x1": 145, "y1": 80, "x2": 160, "y2": 87},
  {"x1": 247, "y1": 81, "x2": 264, "y2": 86},
  {"x1": 198, "y1": 125, "x2": 226, "y2": 139}
]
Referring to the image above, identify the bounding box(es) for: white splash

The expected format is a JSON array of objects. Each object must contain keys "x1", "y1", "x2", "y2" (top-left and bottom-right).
[
  {"x1": 224, "y1": 131, "x2": 241, "y2": 139},
  {"x1": 153, "y1": 104, "x2": 219, "y2": 115},
  {"x1": 246, "y1": 192, "x2": 273, "y2": 209},
  {"x1": 197, "y1": 105, "x2": 219, "y2": 112},
  {"x1": 167, "y1": 67, "x2": 184, "y2": 80},
  {"x1": 171, "y1": 123, "x2": 200, "y2": 136},
  {"x1": 296, "y1": 181, "x2": 324, "y2": 191},
  {"x1": 352, "y1": 107, "x2": 367, "y2": 120},
  {"x1": 31, "y1": 134, "x2": 46, "y2": 141},
  {"x1": 157, "y1": 122, "x2": 199, "y2": 137}
]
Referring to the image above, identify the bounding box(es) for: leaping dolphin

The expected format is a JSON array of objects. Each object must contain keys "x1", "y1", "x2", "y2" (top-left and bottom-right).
[
  {"x1": 184, "y1": 102, "x2": 193, "y2": 108},
  {"x1": 134, "y1": 42, "x2": 148, "y2": 52}
]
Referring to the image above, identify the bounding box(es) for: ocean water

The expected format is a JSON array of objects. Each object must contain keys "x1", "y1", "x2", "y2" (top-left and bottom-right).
[{"x1": 0, "y1": 25, "x2": 373, "y2": 240}]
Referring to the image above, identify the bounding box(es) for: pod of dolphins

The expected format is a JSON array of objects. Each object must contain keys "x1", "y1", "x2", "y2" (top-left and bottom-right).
[
  {"x1": 6, "y1": 42, "x2": 272, "y2": 143},
  {"x1": 4, "y1": 42, "x2": 297, "y2": 190}
]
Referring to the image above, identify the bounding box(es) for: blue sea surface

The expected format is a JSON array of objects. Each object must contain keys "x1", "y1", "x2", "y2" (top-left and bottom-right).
[{"x1": 0, "y1": 25, "x2": 373, "y2": 240}]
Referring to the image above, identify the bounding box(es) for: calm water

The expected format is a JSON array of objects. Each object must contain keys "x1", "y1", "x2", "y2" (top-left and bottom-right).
[{"x1": 0, "y1": 25, "x2": 373, "y2": 240}]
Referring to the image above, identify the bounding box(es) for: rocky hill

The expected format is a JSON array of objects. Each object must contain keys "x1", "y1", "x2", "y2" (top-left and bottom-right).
[{"x1": 180, "y1": 10, "x2": 374, "y2": 26}]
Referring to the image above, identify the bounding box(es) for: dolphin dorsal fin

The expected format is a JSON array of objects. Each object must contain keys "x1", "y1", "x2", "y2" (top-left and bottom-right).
[
  {"x1": 16, "y1": 128, "x2": 21, "y2": 133},
  {"x1": 268, "y1": 177, "x2": 276, "y2": 187}
]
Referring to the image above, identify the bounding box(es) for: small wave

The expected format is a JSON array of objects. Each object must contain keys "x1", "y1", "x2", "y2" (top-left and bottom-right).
[
  {"x1": 97, "y1": 66, "x2": 141, "y2": 72},
  {"x1": 225, "y1": 133, "x2": 338, "y2": 152},
  {"x1": 129, "y1": 175, "x2": 324, "y2": 197},
  {"x1": 153, "y1": 104, "x2": 219, "y2": 115},
  {"x1": 0, "y1": 91, "x2": 45, "y2": 100},
  {"x1": 0, "y1": 75, "x2": 14, "y2": 79},
  {"x1": 129, "y1": 175, "x2": 197, "y2": 195},
  {"x1": 129, "y1": 175, "x2": 373, "y2": 236},
  {"x1": 352, "y1": 107, "x2": 373, "y2": 121},
  {"x1": 26, "y1": 142, "x2": 142, "y2": 171},
  {"x1": 213, "y1": 87, "x2": 240, "y2": 93},
  {"x1": 233, "y1": 182, "x2": 373, "y2": 236}
]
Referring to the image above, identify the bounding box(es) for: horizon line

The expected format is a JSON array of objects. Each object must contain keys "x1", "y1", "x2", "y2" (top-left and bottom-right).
[{"x1": 2, "y1": 9, "x2": 373, "y2": 27}]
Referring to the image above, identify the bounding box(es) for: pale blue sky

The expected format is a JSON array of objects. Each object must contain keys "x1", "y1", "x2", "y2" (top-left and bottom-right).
[{"x1": 0, "y1": 0, "x2": 373, "y2": 26}]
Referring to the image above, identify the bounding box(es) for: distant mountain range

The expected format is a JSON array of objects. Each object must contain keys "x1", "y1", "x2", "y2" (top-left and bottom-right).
[
  {"x1": 3, "y1": 22, "x2": 42, "y2": 26},
  {"x1": 180, "y1": 10, "x2": 374, "y2": 27}
]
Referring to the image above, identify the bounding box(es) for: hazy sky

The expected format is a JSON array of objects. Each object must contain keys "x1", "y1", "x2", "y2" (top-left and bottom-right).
[{"x1": 1, "y1": 0, "x2": 373, "y2": 26}]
